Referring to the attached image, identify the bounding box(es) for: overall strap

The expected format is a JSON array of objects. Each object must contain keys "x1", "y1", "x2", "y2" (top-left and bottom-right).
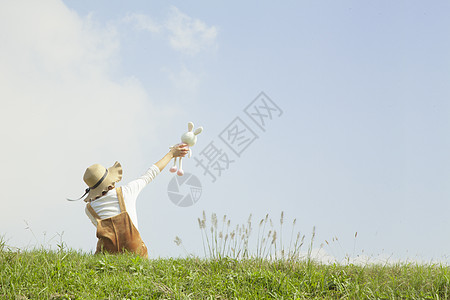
[
  {"x1": 116, "y1": 187, "x2": 126, "y2": 212},
  {"x1": 86, "y1": 203, "x2": 101, "y2": 221}
]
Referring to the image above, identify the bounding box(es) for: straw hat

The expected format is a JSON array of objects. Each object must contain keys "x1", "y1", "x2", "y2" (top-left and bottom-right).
[{"x1": 82, "y1": 161, "x2": 123, "y2": 202}]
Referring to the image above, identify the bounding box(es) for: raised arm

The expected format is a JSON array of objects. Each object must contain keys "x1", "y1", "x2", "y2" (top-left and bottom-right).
[{"x1": 154, "y1": 143, "x2": 189, "y2": 172}]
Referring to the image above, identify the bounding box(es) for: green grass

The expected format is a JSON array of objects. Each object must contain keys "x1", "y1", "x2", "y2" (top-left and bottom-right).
[
  {"x1": 1, "y1": 246, "x2": 450, "y2": 299},
  {"x1": 2, "y1": 212, "x2": 449, "y2": 299}
]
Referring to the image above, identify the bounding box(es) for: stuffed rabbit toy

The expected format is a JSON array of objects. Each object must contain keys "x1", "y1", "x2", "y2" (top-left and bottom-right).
[{"x1": 170, "y1": 122, "x2": 203, "y2": 176}]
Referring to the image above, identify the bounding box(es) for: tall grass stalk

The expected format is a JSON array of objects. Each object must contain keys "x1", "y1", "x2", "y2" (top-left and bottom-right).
[
  {"x1": 280, "y1": 211, "x2": 284, "y2": 259},
  {"x1": 185, "y1": 211, "x2": 310, "y2": 261}
]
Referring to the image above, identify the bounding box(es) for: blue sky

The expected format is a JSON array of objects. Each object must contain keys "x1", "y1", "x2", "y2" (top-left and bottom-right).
[{"x1": 1, "y1": 0, "x2": 449, "y2": 263}]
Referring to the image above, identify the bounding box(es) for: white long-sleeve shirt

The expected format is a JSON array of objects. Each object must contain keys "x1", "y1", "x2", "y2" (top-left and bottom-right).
[{"x1": 85, "y1": 164, "x2": 160, "y2": 230}]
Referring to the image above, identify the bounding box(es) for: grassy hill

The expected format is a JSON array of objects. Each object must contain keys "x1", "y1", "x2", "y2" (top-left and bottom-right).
[
  {"x1": 2, "y1": 212, "x2": 449, "y2": 299},
  {"x1": 1, "y1": 246, "x2": 449, "y2": 299}
]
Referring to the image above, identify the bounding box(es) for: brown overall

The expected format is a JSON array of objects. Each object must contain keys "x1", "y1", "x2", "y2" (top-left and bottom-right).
[{"x1": 86, "y1": 187, "x2": 148, "y2": 258}]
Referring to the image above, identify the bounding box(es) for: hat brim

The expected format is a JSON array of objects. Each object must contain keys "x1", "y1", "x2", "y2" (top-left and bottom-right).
[{"x1": 84, "y1": 161, "x2": 123, "y2": 202}]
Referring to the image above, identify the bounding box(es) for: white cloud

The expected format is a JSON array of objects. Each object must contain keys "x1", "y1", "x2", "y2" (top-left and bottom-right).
[
  {"x1": 0, "y1": 0, "x2": 165, "y2": 249},
  {"x1": 166, "y1": 6, "x2": 218, "y2": 55},
  {"x1": 163, "y1": 64, "x2": 201, "y2": 93},
  {"x1": 123, "y1": 12, "x2": 161, "y2": 33},
  {"x1": 121, "y1": 6, "x2": 217, "y2": 56},
  {"x1": 119, "y1": 7, "x2": 217, "y2": 94}
]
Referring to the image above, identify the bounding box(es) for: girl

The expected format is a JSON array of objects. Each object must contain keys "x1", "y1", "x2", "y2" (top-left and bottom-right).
[{"x1": 71, "y1": 144, "x2": 188, "y2": 257}]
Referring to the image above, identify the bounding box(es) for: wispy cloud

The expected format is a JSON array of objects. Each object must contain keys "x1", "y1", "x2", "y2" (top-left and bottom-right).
[
  {"x1": 166, "y1": 6, "x2": 218, "y2": 55},
  {"x1": 119, "y1": 6, "x2": 217, "y2": 94},
  {"x1": 122, "y1": 6, "x2": 218, "y2": 56},
  {"x1": 163, "y1": 64, "x2": 201, "y2": 92},
  {"x1": 123, "y1": 12, "x2": 161, "y2": 33}
]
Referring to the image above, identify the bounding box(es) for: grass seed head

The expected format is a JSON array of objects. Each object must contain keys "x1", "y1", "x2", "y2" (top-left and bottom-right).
[
  {"x1": 212, "y1": 213, "x2": 217, "y2": 228},
  {"x1": 198, "y1": 218, "x2": 205, "y2": 229}
]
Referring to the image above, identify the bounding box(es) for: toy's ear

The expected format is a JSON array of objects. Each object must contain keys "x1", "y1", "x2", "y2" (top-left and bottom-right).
[
  {"x1": 194, "y1": 127, "x2": 203, "y2": 135},
  {"x1": 188, "y1": 122, "x2": 194, "y2": 132}
]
